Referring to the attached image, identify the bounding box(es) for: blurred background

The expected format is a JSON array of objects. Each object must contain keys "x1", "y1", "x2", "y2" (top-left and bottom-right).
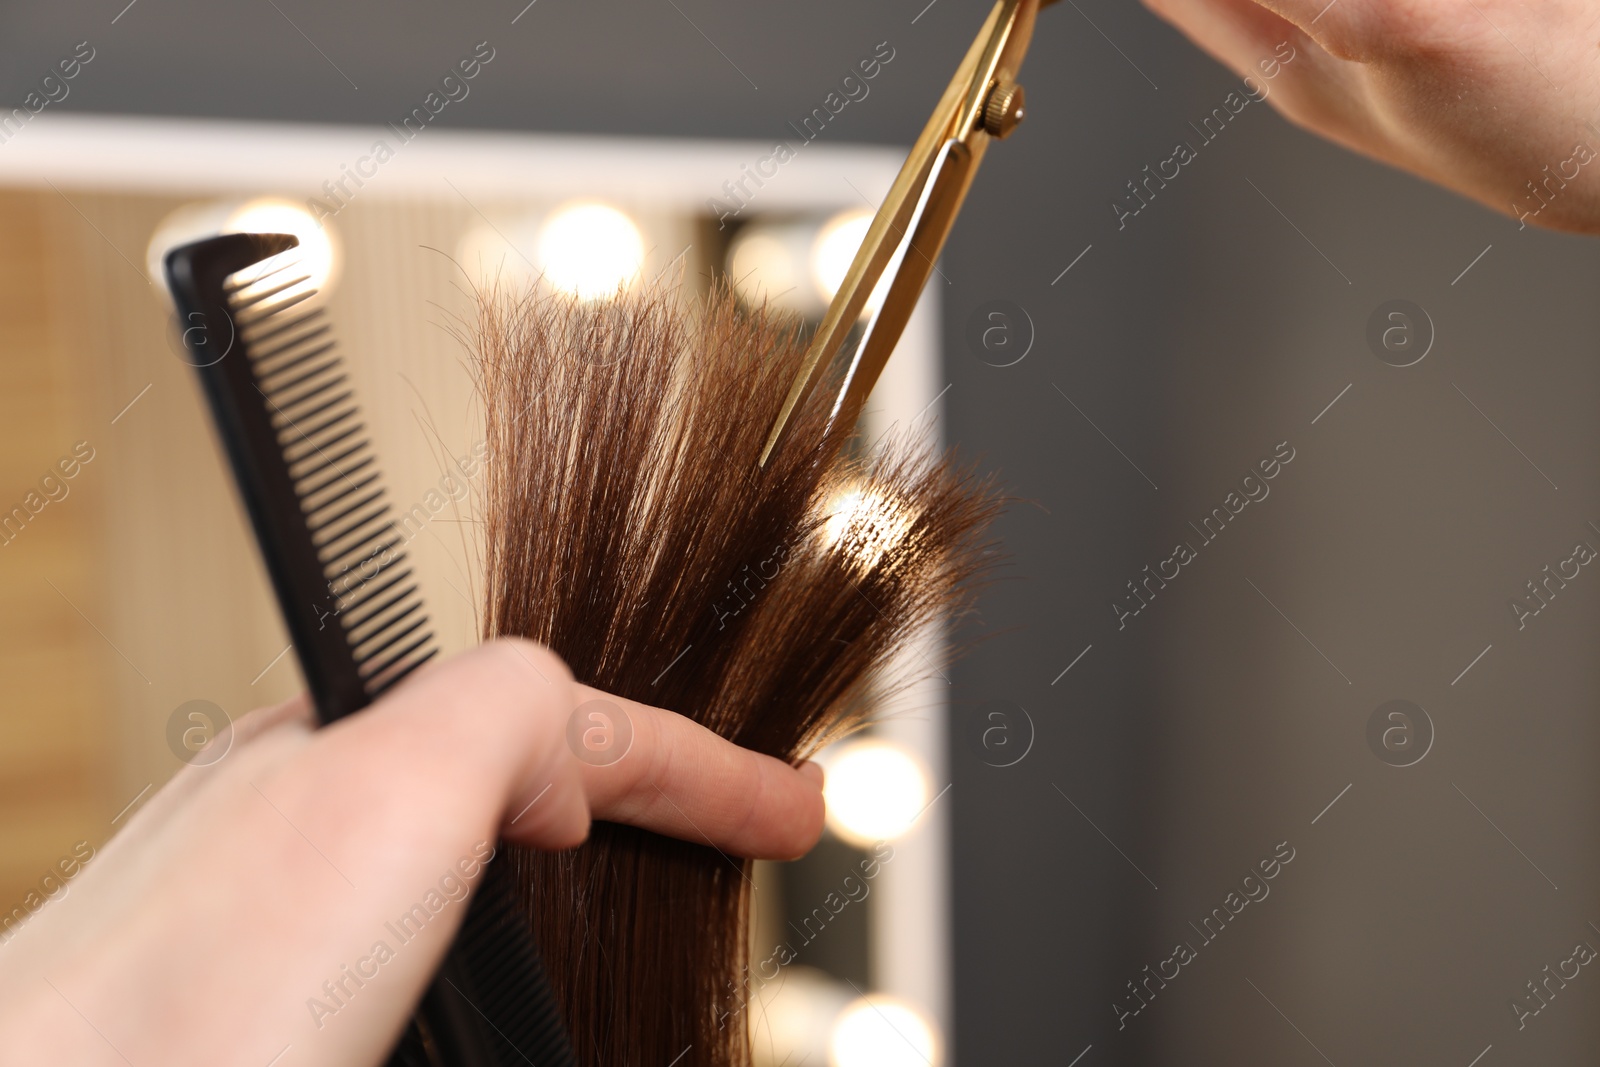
[{"x1": 4, "y1": 2, "x2": 1600, "y2": 1065}]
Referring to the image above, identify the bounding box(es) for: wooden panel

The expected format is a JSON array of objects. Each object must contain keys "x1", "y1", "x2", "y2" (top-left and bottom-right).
[
  {"x1": 40, "y1": 188, "x2": 297, "y2": 807},
  {"x1": 0, "y1": 189, "x2": 110, "y2": 910}
]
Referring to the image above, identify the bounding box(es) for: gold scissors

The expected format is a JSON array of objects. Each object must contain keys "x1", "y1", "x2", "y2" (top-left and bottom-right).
[{"x1": 760, "y1": 0, "x2": 1055, "y2": 466}]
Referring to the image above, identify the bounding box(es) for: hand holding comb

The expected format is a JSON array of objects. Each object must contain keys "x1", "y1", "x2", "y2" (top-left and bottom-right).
[{"x1": 163, "y1": 232, "x2": 575, "y2": 1067}]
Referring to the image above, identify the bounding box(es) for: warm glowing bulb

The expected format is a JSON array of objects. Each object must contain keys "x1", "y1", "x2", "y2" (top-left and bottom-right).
[
  {"x1": 749, "y1": 966, "x2": 850, "y2": 1067},
  {"x1": 819, "y1": 487, "x2": 915, "y2": 569},
  {"x1": 227, "y1": 198, "x2": 339, "y2": 292},
  {"x1": 147, "y1": 198, "x2": 339, "y2": 299},
  {"x1": 537, "y1": 202, "x2": 645, "y2": 300},
  {"x1": 829, "y1": 996, "x2": 939, "y2": 1067},
  {"x1": 822, "y1": 741, "x2": 929, "y2": 847},
  {"x1": 727, "y1": 226, "x2": 811, "y2": 315},
  {"x1": 811, "y1": 209, "x2": 893, "y2": 314}
]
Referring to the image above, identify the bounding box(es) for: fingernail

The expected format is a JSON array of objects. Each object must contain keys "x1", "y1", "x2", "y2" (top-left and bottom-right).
[{"x1": 799, "y1": 760, "x2": 824, "y2": 788}]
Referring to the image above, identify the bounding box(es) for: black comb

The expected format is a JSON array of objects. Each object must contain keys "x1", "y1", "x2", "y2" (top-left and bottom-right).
[{"x1": 164, "y1": 232, "x2": 576, "y2": 1067}]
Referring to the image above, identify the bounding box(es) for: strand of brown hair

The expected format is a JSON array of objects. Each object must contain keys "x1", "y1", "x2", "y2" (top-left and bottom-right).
[{"x1": 468, "y1": 275, "x2": 1002, "y2": 1067}]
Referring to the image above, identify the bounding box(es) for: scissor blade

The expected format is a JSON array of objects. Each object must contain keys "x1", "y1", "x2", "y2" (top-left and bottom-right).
[
  {"x1": 828, "y1": 138, "x2": 979, "y2": 432},
  {"x1": 754, "y1": 155, "x2": 933, "y2": 466},
  {"x1": 757, "y1": 2, "x2": 1009, "y2": 469}
]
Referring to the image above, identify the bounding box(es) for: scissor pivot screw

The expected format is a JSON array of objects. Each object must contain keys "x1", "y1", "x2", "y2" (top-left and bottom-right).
[{"x1": 982, "y1": 80, "x2": 1026, "y2": 139}]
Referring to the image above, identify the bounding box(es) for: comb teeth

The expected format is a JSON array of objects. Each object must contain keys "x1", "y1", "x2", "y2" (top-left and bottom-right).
[{"x1": 227, "y1": 256, "x2": 439, "y2": 697}]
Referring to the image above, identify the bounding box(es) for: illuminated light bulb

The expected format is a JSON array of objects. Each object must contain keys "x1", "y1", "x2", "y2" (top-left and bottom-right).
[
  {"x1": 726, "y1": 223, "x2": 821, "y2": 317},
  {"x1": 829, "y1": 995, "x2": 939, "y2": 1067},
  {"x1": 821, "y1": 740, "x2": 929, "y2": 848},
  {"x1": 818, "y1": 486, "x2": 916, "y2": 570},
  {"x1": 748, "y1": 966, "x2": 850, "y2": 1067},
  {"x1": 226, "y1": 198, "x2": 340, "y2": 293},
  {"x1": 811, "y1": 208, "x2": 894, "y2": 314},
  {"x1": 537, "y1": 201, "x2": 645, "y2": 300},
  {"x1": 146, "y1": 197, "x2": 340, "y2": 298}
]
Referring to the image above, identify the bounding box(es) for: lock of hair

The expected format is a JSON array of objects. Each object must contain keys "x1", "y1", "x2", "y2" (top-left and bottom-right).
[{"x1": 468, "y1": 275, "x2": 1003, "y2": 1067}]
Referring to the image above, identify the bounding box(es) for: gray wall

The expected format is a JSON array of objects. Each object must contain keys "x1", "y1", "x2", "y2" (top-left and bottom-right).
[{"x1": 9, "y1": 1, "x2": 1600, "y2": 1063}]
